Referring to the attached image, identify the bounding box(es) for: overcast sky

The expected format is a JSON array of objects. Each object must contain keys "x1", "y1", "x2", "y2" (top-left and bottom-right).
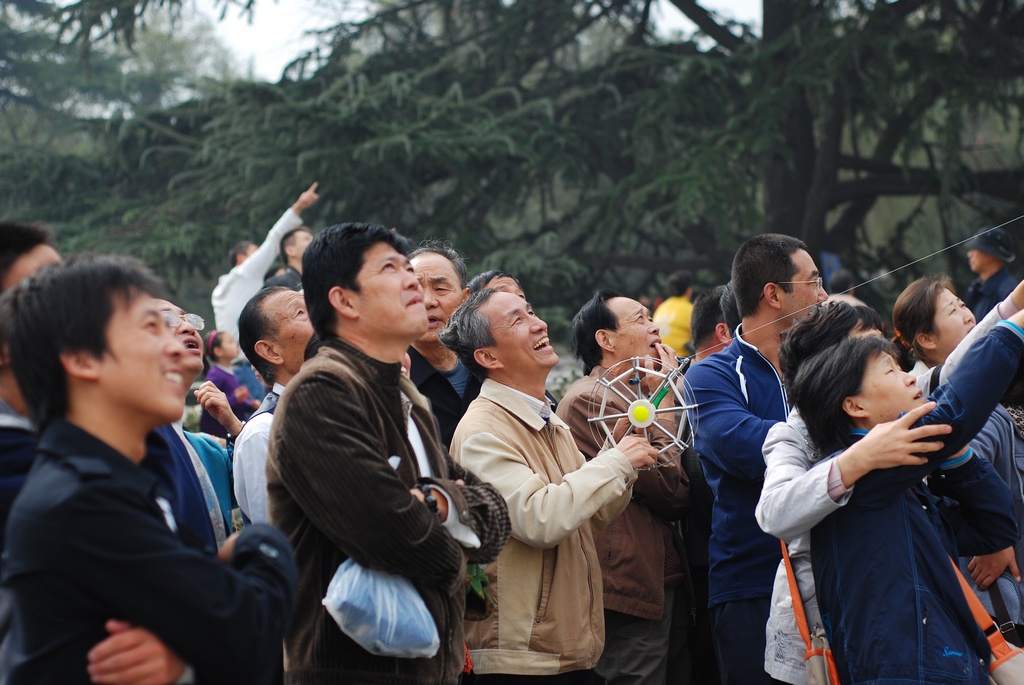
[{"x1": 199, "y1": 0, "x2": 763, "y2": 81}]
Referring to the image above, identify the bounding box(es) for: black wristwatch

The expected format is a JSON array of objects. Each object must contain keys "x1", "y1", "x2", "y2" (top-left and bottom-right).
[
  {"x1": 225, "y1": 421, "x2": 245, "y2": 446},
  {"x1": 416, "y1": 483, "x2": 439, "y2": 515}
]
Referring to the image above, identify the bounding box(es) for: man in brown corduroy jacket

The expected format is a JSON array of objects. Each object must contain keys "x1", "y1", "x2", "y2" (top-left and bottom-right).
[{"x1": 266, "y1": 223, "x2": 511, "y2": 685}]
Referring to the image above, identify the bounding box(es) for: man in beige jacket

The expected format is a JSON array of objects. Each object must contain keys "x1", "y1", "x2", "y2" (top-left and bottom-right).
[{"x1": 443, "y1": 290, "x2": 658, "y2": 684}]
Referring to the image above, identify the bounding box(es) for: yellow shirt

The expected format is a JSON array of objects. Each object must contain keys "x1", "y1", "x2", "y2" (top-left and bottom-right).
[{"x1": 653, "y1": 296, "x2": 693, "y2": 352}]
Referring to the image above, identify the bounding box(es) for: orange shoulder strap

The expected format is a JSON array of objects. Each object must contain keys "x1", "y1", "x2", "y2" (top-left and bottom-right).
[{"x1": 782, "y1": 540, "x2": 813, "y2": 649}]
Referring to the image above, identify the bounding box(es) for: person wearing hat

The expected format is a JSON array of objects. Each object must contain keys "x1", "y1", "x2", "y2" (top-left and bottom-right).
[{"x1": 965, "y1": 227, "x2": 1018, "y2": 318}]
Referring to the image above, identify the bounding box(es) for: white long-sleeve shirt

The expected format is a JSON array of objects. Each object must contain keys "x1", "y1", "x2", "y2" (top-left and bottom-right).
[{"x1": 211, "y1": 208, "x2": 303, "y2": 339}]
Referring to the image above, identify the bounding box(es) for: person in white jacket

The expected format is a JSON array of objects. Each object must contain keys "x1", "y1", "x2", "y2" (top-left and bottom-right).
[
  {"x1": 755, "y1": 287, "x2": 1024, "y2": 684},
  {"x1": 211, "y1": 182, "x2": 319, "y2": 339}
]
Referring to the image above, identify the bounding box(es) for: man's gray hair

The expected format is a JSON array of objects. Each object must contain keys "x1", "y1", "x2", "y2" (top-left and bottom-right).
[
  {"x1": 438, "y1": 289, "x2": 497, "y2": 379},
  {"x1": 409, "y1": 239, "x2": 469, "y2": 288}
]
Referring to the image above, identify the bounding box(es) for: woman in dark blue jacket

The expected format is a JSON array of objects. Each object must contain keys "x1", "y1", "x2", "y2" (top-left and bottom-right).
[{"x1": 789, "y1": 320, "x2": 1024, "y2": 684}]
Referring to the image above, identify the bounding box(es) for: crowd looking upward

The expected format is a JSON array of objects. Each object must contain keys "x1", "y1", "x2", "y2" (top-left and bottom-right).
[{"x1": 1, "y1": 196, "x2": 1023, "y2": 685}]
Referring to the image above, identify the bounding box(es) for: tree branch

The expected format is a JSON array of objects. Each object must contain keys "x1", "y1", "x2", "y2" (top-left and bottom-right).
[
  {"x1": 830, "y1": 167, "x2": 1024, "y2": 205},
  {"x1": 666, "y1": 0, "x2": 743, "y2": 52}
]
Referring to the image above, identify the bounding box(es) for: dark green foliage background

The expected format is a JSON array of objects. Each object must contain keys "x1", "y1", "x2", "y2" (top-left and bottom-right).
[{"x1": 4, "y1": 0, "x2": 1024, "y2": 340}]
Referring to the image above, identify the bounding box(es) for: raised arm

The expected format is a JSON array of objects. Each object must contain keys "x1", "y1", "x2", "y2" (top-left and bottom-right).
[
  {"x1": 850, "y1": 322, "x2": 1024, "y2": 508},
  {"x1": 235, "y1": 182, "x2": 319, "y2": 283},
  {"x1": 757, "y1": 404, "x2": 948, "y2": 540},
  {"x1": 921, "y1": 277, "x2": 1024, "y2": 394}
]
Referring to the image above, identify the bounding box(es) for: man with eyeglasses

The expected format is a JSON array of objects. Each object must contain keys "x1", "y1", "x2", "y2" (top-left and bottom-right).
[
  {"x1": 152, "y1": 301, "x2": 236, "y2": 551},
  {"x1": 682, "y1": 234, "x2": 826, "y2": 685}
]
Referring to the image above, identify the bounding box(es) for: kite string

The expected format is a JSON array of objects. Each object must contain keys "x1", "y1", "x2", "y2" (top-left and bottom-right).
[{"x1": 683, "y1": 214, "x2": 1024, "y2": 362}]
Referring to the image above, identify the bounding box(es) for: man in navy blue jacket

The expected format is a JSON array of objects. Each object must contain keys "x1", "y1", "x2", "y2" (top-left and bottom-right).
[
  {"x1": 964, "y1": 227, "x2": 1017, "y2": 319},
  {"x1": 684, "y1": 234, "x2": 826, "y2": 685}
]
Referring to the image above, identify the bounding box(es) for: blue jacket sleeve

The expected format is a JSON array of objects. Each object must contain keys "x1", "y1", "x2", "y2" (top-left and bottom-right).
[
  {"x1": 931, "y1": 455, "x2": 1019, "y2": 557},
  {"x1": 685, "y1": 356, "x2": 780, "y2": 481},
  {"x1": 846, "y1": 323, "x2": 1024, "y2": 510}
]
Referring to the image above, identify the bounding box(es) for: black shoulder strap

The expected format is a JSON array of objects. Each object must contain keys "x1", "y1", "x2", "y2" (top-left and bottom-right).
[{"x1": 990, "y1": 581, "x2": 1023, "y2": 647}]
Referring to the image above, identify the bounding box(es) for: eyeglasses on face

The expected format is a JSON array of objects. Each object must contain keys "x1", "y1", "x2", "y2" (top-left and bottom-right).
[
  {"x1": 161, "y1": 311, "x2": 205, "y2": 331},
  {"x1": 776, "y1": 276, "x2": 824, "y2": 290}
]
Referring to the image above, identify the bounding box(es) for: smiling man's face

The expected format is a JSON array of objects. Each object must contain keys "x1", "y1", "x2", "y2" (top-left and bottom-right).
[{"x1": 477, "y1": 292, "x2": 559, "y2": 381}]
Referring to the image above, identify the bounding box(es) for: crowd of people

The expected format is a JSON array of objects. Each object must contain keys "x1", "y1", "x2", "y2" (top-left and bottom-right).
[{"x1": 0, "y1": 186, "x2": 1022, "y2": 685}]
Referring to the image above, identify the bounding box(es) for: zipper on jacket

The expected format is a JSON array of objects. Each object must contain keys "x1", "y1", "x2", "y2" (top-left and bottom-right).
[{"x1": 737, "y1": 332, "x2": 791, "y2": 415}]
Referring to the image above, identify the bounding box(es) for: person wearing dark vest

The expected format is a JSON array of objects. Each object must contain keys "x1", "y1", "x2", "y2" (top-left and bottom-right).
[
  {"x1": 233, "y1": 286, "x2": 314, "y2": 524},
  {"x1": 965, "y1": 227, "x2": 1017, "y2": 319},
  {"x1": 407, "y1": 240, "x2": 481, "y2": 448}
]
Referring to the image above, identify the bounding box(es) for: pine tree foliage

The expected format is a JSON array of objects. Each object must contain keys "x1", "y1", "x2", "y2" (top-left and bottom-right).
[{"x1": 5, "y1": 0, "x2": 1024, "y2": 321}]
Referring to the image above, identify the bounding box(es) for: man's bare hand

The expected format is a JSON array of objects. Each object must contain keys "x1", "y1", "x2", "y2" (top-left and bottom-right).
[
  {"x1": 969, "y1": 547, "x2": 1021, "y2": 590},
  {"x1": 650, "y1": 342, "x2": 678, "y2": 370},
  {"x1": 639, "y1": 343, "x2": 678, "y2": 395},
  {"x1": 835, "y1": 401, "x2": 948, "y2": 487},
  {"x1": 618, "y1": 434, "x2": 658, "y2": 470},
  {"x1": 292, "y1": 182, "x2": 320, "y2": 215},
  {"x1": 86, "y1": 620, "x2": 185, "y2": 685},
  {"x1": 1011, "y1": 277, "x2": 1024, "y2": 311},
  {"x1": 194, "y1": 381, "x2": 243, "y2": 437},
  {"x1": 218, "y1": 532, "x2": 239, "y2": 564}
]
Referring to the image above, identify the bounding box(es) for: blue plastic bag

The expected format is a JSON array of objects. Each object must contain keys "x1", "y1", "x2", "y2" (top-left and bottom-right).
[{"x1": 322, "y1": 558, "x2": 440, "y2": 658}]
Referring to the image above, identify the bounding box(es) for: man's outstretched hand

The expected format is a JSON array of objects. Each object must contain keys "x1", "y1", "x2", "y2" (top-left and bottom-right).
[{"x1": 292, "y1": 182, "x2": 320, "y2": 216}]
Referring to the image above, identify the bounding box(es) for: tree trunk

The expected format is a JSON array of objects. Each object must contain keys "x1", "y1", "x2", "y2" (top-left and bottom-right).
[{"x1": 761, "y1": 0, "x2": 818, "y2": 248}]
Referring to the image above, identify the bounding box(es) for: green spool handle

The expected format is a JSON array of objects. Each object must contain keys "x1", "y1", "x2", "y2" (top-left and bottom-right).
[{"x1": 647, "y1": 356, "x2": 691, "y2": 407}]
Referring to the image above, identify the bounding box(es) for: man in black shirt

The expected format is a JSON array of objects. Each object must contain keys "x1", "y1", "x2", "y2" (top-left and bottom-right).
[{"x1": 2, "y1": 255, "x2": 297, "y2": 685}]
